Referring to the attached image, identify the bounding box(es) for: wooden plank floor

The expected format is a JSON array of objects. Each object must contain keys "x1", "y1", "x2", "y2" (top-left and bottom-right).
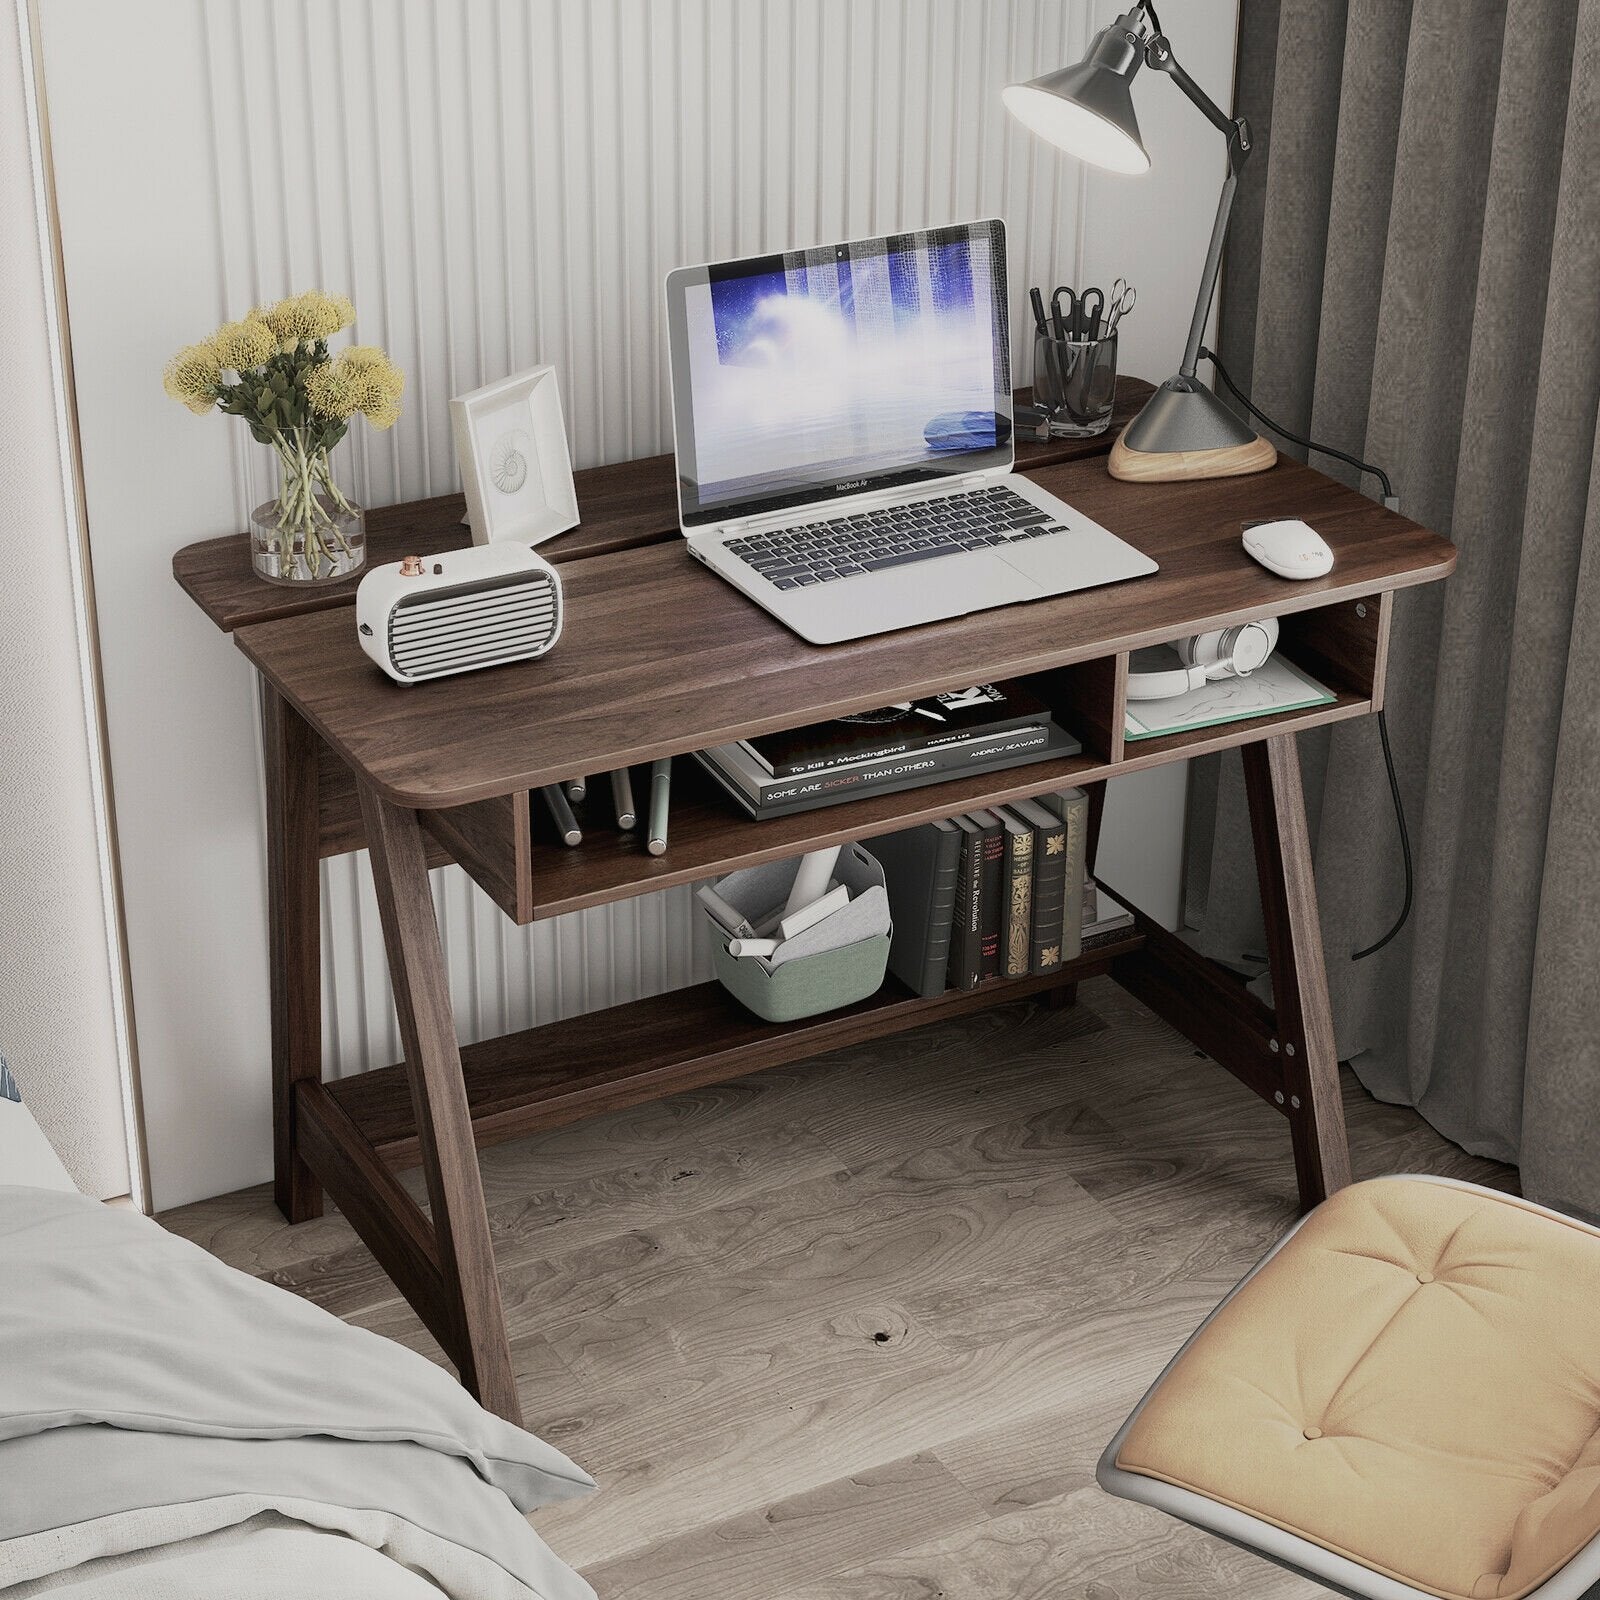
[{"x1": 161, "y1": 976, "x2": 1514, "y2": 1599}]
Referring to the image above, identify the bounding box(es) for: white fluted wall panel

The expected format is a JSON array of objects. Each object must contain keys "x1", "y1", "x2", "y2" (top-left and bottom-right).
[{"x1": 41, "y1": 0, "x2": 1236, "y2": 1207}]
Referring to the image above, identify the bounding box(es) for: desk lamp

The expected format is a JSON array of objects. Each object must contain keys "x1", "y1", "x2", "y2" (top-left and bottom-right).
[{"x1": 1003, "y1": 4, "x2": 1275, "y2": 482}]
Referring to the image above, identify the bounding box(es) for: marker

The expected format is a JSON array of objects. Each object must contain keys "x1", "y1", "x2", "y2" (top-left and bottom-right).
[
  {"x1": 698, "y1": 884, "x2": 756, "y2": 939},
  {"x1": 647, "y1": 758, "x2": 672, "y2": 856},
  {"x1": 611, "y1": 767, "x2": 637, "y2": 830},
  {"x1": 540, "y1": 785, "x2": 582, "y2": 847},
  {"x1": 565, "y1": 776, "x2": 587, "y2": 804},
  {"x1": 728, "y1": 937, "x2": 779, "y2": 958}
]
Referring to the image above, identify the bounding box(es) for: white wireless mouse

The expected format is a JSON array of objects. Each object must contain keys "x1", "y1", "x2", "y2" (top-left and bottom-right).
[{"x1": 1243, "y1": 518, "x2": 1334, "y2": 579}]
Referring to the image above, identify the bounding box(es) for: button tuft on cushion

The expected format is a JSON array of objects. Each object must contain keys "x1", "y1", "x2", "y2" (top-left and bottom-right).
[{"x1": 1113, "y1": 1177, "x2": 1600, "y2": 1600}]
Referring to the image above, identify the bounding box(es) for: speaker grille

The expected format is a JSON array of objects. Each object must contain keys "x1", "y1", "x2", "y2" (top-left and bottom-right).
[{"x1": 388, "y1": 571, "x2": 560, "y2": 681}]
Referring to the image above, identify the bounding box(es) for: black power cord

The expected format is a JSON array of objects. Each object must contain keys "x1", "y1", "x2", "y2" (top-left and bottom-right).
[
  {"x1": 1348, "y1": 707, "x2": 1415, "y2": 960},
  {"x1": 1194, "y1": 345, "x2": 1413, "y2": 960},
  {"x1": 1200, "y1": 346, "x2": 1396, "y2": 505}
]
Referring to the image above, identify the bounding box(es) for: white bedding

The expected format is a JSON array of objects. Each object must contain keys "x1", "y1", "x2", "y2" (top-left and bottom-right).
[
  {"x1": 7, "y1": 1513, "x2": 451, "y2": 1598},
  {"x1": 0, "y1": 1186, "x2": 597, "y2": 1599}
]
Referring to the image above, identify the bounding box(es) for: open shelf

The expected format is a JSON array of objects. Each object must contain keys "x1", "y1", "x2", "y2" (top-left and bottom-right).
[
  {"x1": 524, "y1": 748, "x2": 1109, "y2": 919},
  {"x1": 322, "y1": 939, "x2": 1142, "y2": 1168}
]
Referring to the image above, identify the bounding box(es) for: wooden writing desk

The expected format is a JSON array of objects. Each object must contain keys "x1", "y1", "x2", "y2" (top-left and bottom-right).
[{"x1": 174, "y1": 379, "x2": 1455, "y2": 1422}]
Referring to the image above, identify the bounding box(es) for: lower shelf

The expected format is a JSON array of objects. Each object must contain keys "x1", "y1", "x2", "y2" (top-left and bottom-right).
[{"x1": 321, "y1": 935, "x2": 1144, "y2": 1168}]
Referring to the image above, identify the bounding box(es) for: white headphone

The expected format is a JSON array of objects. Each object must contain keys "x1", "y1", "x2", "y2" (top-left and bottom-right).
[{"x1": 1125, "y1": 617, "x2": 1280, "y2": 701}]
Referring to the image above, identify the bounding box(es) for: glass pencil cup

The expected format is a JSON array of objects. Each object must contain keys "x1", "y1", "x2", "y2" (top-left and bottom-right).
[{"x1": 1032, "y1": 330, "x2": 1118, "y2": 437}]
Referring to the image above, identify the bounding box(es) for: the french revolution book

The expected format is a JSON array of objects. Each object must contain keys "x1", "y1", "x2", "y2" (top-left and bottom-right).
[
  {"x1": 869, "y1": 818, "x2": 963, "y2": 998},
  {"x1": 972, "y1": 811, "x2": 1006, "y2": 982},
  {"x1": 745, "y1": 681, "x2": 1053, "y2": 777}
]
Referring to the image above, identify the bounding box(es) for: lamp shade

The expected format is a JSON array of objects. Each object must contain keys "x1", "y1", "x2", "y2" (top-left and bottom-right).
[{"x1": 1002, "y1": 17, "x2": 1150, "y2": 174}]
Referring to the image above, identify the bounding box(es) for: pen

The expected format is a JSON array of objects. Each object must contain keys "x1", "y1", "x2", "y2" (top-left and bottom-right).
[
  {"x1": 540, "y1": 785, "x2": 582, "y2": 847},
  {"x1": 565, "y1": 776, "x2": 587, "y2": 804},
  {"x1": 647, "y1": 758, "x2": 672, "y2": 856},
  {"x1": 1029, "y1": 286, "x2": 1049, "y2": 338},
  {"x1": 610, "y1": 766, "x2": 637, "y2": 830}
]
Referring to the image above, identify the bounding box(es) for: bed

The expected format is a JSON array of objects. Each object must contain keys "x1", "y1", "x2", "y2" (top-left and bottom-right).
[{"x1": 0, "y1": 1074, "x2": 597, "y2": 1599}]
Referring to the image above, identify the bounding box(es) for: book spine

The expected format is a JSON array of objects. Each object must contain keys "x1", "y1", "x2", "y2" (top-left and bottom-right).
[
  {"x1": 744, "y1": 724, "x2": 1051, "y2": 806},
  {"x1": 948, "y1": 828, "x2": 984, "y2": 991},
  {"x1": 711, "y1": 731, "x2": 1073, "y2": 820},
  {"x1": 762, "y1": 714, "x2": 1052, "y2": 777},
  {"x1": 919, "y1": 828, "x2": 964, "y2": 997},
  {"x1": 977, "y1": 818, "x2": 1004, "y2": 981},
  {"x1": 1028, "y1": 813, "x2": 1069, "y2": 975},
  {"x1": 1002, "y1": 824, "x2": 1033, "y2": 979},
  {"x1": 1058, "y1": 789, "x2": 1088, "y2": 963}
]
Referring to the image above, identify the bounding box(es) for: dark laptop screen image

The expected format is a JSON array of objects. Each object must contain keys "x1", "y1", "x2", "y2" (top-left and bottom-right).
[{"x1": 667, "y1": 220, "x2": 1012, "y2": 526}]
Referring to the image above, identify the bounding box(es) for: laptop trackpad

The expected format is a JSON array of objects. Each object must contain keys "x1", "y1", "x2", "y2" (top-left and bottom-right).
[{"x1": 995, "y1": 526, "x2": 1157, "y2": 595}]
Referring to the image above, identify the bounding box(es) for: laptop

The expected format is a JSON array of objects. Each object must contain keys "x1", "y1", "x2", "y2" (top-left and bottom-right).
[{"x1": 664, "y1": 218, "x2": 1155, "y2": 645}]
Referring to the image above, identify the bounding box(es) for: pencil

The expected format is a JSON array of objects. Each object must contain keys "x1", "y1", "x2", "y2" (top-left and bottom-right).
[{"x1": 647, "y1": 758, "x2": 672, "y2": 856}]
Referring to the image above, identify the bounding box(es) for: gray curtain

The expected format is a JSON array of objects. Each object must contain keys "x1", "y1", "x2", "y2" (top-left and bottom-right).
[{"x1": 1188, "y1": 0, "x2": 1600, "y2": 1215}]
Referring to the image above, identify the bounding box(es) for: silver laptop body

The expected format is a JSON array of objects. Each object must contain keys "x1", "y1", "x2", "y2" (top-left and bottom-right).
[{"x1": 664, "y1": 218, "x2": 1155, "y2": 646}]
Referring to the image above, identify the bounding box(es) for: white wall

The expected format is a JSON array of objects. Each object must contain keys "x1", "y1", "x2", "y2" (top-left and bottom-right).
[
  {"x1": 40, "y1": 0, "x2": 1237, "y2": 1210},
  {"x1": 0, "y1": 0, "x2": 138, "y2": 1200}
]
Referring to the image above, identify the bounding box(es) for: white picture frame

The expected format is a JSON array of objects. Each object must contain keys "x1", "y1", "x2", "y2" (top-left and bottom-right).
[{"x1": 450, "y1": 365, "x2": 580, "y2": 546}]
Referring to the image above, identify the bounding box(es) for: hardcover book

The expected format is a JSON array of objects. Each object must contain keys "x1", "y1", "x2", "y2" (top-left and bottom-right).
[
  {"x1": 746, "y1": 681, "x2": 1053, "y2": 777},
  {"x1": 1041, "y1": 788, "x2": 1089, "y2": 964},
  {"x1": 973, "y1": 810, "x2": 1005, "y2": 982},
  {"x1": 947, "y1": 815, "x2": 986, "y2": 991},
  {"x1": 869, "y1": 818, "x2": 964, "y2": 998},
  {"x1": 1007, "y1": 797, "x2": 1068, "y2": 974},
  {"x1": 694, "y1": 723, "x2": 1080, "y2": 820},
  {"x1": 996, "y1": 810, "x2": 1034, "y2": 978}
]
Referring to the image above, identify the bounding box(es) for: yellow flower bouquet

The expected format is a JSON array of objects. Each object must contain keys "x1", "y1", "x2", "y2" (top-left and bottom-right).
[{"x1": 164, "y1": 292, "x2": 404, "y2": 585}]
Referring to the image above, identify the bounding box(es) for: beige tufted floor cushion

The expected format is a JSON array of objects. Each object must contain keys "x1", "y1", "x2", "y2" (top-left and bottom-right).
[{"x1": 1107, "y1": 1177, "x2": 1600, "y2": 1600}]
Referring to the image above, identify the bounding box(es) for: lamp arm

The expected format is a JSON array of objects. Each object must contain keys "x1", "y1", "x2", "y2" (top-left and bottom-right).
[{"x1": 1141, "y1": 30, "x2": 1256, "y2": 379}]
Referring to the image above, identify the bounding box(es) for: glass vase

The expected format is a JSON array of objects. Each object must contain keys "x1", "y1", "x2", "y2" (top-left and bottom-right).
[{"x1": 250, "y1": 437, "x2": 366, "y2": 585}]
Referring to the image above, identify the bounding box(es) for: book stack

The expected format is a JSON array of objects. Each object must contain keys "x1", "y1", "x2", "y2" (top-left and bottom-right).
[
  {"x1": 867, "y1": 788, "x2": 1136, "y2": 997},
  {"x1": 694, "y1": 682, "x2": 1081, "y2": 820}
]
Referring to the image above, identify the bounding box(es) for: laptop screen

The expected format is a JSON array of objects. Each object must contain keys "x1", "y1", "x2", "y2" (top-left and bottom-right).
[{"x1": 666, "y1": 219, "x2": 1012, "y2": 528}]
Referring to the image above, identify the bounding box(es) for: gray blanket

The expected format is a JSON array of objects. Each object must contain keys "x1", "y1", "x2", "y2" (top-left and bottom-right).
[{"x1": 0, "y1": 1186, "x2": 597, "y2": 1599}]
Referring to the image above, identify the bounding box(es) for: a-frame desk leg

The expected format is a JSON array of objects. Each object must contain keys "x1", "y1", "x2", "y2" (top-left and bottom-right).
[
  {"x1": 263, "y1": 687, "x2": 324, "y2": 1224},
  {"x1": 356, "y1": 779, "x2": 521, "y2": 1422},
  {"x1": 1242, "y1": 733, "x2": 1353, "y2": 1209}
]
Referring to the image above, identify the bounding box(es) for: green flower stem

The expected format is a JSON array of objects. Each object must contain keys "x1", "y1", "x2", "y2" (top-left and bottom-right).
[{"x1": 266, "y1": 428, "x2": 357, "y2": 578}]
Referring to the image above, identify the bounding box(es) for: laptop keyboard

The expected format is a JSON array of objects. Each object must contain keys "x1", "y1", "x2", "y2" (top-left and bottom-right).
[{"x1": 721, "y1": 485, "x2": 1067, "y2": 589}]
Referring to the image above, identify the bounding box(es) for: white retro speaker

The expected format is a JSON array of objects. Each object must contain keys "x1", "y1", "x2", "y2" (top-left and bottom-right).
[{"x1": 356, "y1": 544, "x2": 564, "y2": 685}]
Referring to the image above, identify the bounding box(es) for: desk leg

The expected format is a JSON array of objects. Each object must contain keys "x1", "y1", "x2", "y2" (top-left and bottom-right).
[
  {"x1": 263, "y1": 687, "x2": 324, "y2": 1223},
  {"x1": 1242, "y1": 734, "x2": 1353, "y2": 1209},
  {"x1": 357, "y1": 781, "x2": 521, "y2": 1423}
]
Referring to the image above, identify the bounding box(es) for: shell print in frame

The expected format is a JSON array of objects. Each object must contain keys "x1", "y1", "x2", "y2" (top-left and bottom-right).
[{"x1": 489, "y1": 429, "x2": 531, "y2": 494}]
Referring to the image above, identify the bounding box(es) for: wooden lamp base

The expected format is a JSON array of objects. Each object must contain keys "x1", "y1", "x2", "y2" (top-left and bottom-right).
[{"x1": 1108, "y1": 428, "x2": 1277, "y2": 482}]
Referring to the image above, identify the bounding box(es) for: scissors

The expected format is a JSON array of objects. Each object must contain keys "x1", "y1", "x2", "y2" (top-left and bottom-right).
[
  {"x1": 1102, "y1": 279, "x2": 1137, "y2": 337},
  {"x1": 1050, "y1": 285, "x2": 1106, "y2": 341}
]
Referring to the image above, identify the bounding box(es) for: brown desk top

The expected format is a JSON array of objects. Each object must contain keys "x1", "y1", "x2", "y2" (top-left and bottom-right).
[
  {"x1": 232, "y1": 454, "x2": 1455, "y2": 809},
  {"x1": 174, "y1": 380, "x2": 1156, "y2": 635}
]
